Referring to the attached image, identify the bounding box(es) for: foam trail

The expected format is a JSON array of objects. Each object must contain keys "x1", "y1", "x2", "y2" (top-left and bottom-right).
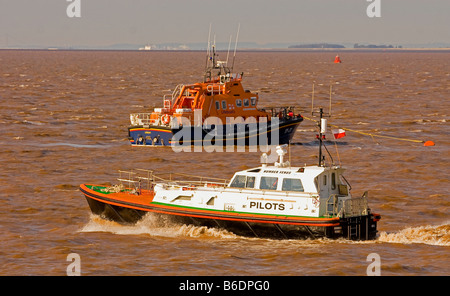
[
  {"x1": 81, "y1": 215, "x2": 449, "y2": 245},
  {"x1": 378, "y1": 223, "x2": 450, "y2": 246},
  {"x1": 80, "y1": 213, "x2": 238, "y2": 239}
]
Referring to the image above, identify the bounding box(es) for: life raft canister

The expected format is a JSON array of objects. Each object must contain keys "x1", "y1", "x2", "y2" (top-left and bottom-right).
[{"x1": 161, "y1": 114, "x2": 171, "y2": 125}]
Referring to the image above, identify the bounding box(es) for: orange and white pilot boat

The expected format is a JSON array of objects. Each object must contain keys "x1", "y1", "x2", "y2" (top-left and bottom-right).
[
  {"x1": 128, "y1": 42, "x2": 303, "y2": 147},
  {"x1": 81, "y1": 113, "x2": 381, "y2": 240}
]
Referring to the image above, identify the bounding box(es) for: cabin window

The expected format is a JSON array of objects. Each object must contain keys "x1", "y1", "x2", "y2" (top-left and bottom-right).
[
  {"x1": 331, "y1": 173, "x2": 336, "y2": 190},
  {"x1": 260, "y1": 176, "x2": 278, "y2": 190},
  {"x1": 230, "y1": 175, "x2": 255, "y2": 189},
  {"x1": 251, "y1": 97, "x2": 257, "y2": 106},
  {"x1": 243, "y1": 98, "x2": 250, "y2": 107},
  {"x1": 230, "y1": 175, "x2": 246, "y2": 188},
  {"x1": 282, "y1": 178, "x2": 304, "y2": 192},
  {"x1": 246, "y1": 176, "x2": 255, "y2": 188},
  {"x1": 323, "y1": 175, "x2": 327, "y2": 186},
  {"x1": 222, "y1": 100, "x2": 227, "y2": 109},
  {"x1": 236, "y1": 99, "x2": 242, "y2": 107},
  {"x1": 215, "y1": 101, "x2": 220, "y2": 110}
]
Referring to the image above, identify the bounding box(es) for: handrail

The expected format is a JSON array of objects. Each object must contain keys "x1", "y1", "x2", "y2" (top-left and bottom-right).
[
  {"x1": 258, "y1": 106, "x2": 301, "y2": 119},
  {"x1": 326, "y1": 194, "x2": 339, "y2": 217},
  {"x1": 343, "y1": 195, "x2": 369, "y2": 217},
  {"x1": 130, "y1": 113, "x2": 153, "y2": 126},
  {"x1": 115, "y1": 169, "x2": 230, "y2": 191},
  {"x1": 326, "y1": 193, "x2": 369, "y2": 218},
  {"x1": 172, "y1": 172, "x2": 229, "y2": 183}
]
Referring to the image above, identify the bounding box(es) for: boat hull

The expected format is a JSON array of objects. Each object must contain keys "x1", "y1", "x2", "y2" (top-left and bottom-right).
[
  {"x1": 128, "y1": 118, "x2": 303, "y2": 147},
  {"x1": 80, "y1": 184, "x2": 379, "y2": 240}
]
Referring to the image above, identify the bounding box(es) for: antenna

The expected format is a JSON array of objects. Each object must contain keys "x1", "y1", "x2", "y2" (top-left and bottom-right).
[
  {"x1": 310, "y1": 82, "x2": 333, "y2": 117},
  {"x1": 317, "y1": 108, "x2": 326, "y2": 167},
  {"x1": 231, "y1": 23, "x2": 240, "y2": 72},
  {"x1": 212, "y1": 34, "x2": 217, "y2": 68},
  {"x1": 288, "y1": 140, "x2": 291, "y2": 168},
  {"x1": 310, "y1": 83, "x2": 334, "y2": 167},
  {"x1": 204, "y1": 24, "x2": 238, "y2": 82},
  {"x1": 226, "y1": 35, "x2": 232, "y2": 66},
  {"x1": 329, "y1": 84, "x2": 332, "y2": 117},
  {"x1": 205, "y1": 23, "x2": 212, "y2": 70}
]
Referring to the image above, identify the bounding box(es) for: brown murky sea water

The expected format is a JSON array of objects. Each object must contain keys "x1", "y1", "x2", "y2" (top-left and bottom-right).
[{"x1": 0, "y1": 50, "x2": 448, "y2": 276}]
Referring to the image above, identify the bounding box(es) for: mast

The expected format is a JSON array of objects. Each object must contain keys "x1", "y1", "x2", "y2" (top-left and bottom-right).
[
  {"x1": 203, "y1": 29, "x2": 232, "y2": 83},
  {"x1": 310, "y1": 83, "x2": 333, "y2": 167},
  {"x1": 318, "y1": 108, "x2": 325, "y2": 167}
]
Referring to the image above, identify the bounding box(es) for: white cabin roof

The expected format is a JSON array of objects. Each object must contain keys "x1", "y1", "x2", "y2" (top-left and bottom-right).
[
  {"x1": 233, "y1": 164, "x2": 344, "y2": 178},
  {"x1": 229, "y1": 164, "x2": 346, "y2": 194},
  {"x1": 227, "y1": 146, "x2": 348, "y2": 195}
]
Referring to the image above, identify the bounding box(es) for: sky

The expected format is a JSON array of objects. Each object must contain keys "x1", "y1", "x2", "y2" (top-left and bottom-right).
[{"x1": 0, "y1": 0, "x2": 449, "y2": 48}]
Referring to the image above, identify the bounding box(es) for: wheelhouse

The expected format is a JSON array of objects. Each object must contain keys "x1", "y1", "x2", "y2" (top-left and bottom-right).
[{"x1": 228, "y1": 165, "x2": 350, "y2": 196}]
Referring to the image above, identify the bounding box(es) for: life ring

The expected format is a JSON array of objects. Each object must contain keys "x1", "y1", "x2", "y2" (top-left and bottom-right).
[
  {"x1": 313, "y1": 197, "x2": 320, "y2": 208},
  {"x1": 161, "y1": 114, "x2": 171, "y2": 125},
  {"x1": 137, "y1": 135, "x2": 145, "y2": 145}
]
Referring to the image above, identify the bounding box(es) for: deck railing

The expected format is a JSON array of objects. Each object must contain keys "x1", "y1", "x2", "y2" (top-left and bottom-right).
[
  {"x1": 342, "y1": 193, "x2": 369, "y2": 217},
  {"x1": 130, "y1": 113, "x2": 153, "y2": 126},
  {"x1": 116, "y1": 169, "x2": 229, "y2": 191},
  {"x1": 326, "y1": 192, "x2": 369, "y2": 218}
]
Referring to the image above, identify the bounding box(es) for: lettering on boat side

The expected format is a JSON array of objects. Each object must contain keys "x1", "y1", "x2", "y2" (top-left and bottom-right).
[
  {"x1": 220, "y1": 110, "x2": 236, "y2": 114},
  {"x1": 263, "y1": 170, "x2": 291, "y2": 174},
  {"x1": 249, "y1": 201, "x2": 285, "y2": 211}
]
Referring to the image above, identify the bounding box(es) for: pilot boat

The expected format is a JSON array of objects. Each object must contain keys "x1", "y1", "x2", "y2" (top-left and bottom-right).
[
  {"x1": 81, "y1": 113, "x2": 380, "y2": 240},
  {"x1": 128, "y1": 44, "x2": 303, "y2": 147}
]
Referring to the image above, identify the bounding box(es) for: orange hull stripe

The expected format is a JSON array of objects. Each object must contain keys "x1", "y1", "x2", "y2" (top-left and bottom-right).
[{"x1": 80, "y1": 184, "x2": 340, "y2": 226}]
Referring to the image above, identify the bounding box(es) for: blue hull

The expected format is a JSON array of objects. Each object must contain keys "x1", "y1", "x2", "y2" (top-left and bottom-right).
[{"x1": 128, "y1": 118, "x2": 303, "y2": 147}]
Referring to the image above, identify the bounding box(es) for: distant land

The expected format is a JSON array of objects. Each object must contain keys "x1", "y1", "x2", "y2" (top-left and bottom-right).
[
  {"x1": 289, "y1": 43, "x2": 405, "y2": 49},
  {"x1": 289, "y1": 43, "x2": 345, "y2": 49},
  {"x1": 353, "y1": 43, "x2": 402, "y2": 49},
  {"x1": 1, "y1": 41, "x2": 449, "y2": 51}
]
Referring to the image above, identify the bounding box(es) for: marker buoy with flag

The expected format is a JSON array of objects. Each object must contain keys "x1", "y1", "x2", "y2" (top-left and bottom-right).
[{"x1": 332, "y1": 129, "x2": 346, "y2": 139}]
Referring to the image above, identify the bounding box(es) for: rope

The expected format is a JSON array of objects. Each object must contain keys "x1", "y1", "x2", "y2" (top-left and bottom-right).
[{"x1": 301, "y1": 115, "x2": 435, "y2": 146}]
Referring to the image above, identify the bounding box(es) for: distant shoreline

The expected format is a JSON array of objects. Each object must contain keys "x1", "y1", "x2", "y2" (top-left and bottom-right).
[{"x1": 1, "y1": 47, "x2": 449, "y2": 53}]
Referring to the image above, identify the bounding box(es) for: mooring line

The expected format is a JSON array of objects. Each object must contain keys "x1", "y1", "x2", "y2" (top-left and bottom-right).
[{"x1": 301, "y1": 115, "x2": 435, "y2": 146}]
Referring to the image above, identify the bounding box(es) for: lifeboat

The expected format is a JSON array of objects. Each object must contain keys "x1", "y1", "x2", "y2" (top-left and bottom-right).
[
  {"x1": 81, "y1": 113, "x2": 381, "y2": 240},
  {"x1": 128, "y1": 44, "x2": 303, "y2": 147}
]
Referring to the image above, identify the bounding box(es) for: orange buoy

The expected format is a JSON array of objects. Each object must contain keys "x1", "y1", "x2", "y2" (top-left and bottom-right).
[
  {"x1": 334, "y1": 55, "x2": 342, "y2": 63},
  {"x1": 423, "y1": 140, "x2": 435, "y2": 146}
]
